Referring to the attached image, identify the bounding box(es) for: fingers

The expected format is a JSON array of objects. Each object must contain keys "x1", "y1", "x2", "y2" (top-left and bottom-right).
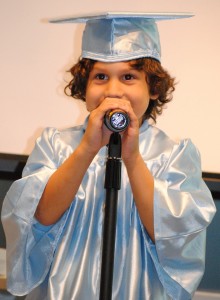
[
  {"x1": 82, "y1": 97, "x2": 140, "y2": 154},
  {"x1": 96, "y1": 98, "x2": 138, "y2": 126}
]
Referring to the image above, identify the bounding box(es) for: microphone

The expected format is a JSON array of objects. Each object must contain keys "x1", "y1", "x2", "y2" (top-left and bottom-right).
[{"x1": 104, "y1": 110, "x2": 130, "y2": 133}]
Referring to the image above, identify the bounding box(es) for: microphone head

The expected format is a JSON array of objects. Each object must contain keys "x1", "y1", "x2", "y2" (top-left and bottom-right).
[{"x1": 104, "y1": 110, "x2": 130, "y2": 132}]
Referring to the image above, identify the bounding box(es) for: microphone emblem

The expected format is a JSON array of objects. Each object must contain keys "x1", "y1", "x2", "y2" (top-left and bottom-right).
[{"x1": 104, "y1": 110, "x2": 130, "y2": 132}]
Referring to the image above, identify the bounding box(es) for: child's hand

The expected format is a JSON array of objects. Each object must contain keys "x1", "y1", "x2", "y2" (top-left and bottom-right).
[
  {"x1": 80, "y1": 97, "x2": 141, "y2": 160},
  {"x1": 120, "y1": 103, "x2": 140, "y2": 165},
  {"x1": 79, "y1": 98, "x2": 117, "y2": 155}
]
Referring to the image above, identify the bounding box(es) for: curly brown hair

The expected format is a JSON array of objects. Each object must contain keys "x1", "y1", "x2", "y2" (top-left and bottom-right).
[{"x1": 65, "y1": 58, "x2": 176, "y2": 122}]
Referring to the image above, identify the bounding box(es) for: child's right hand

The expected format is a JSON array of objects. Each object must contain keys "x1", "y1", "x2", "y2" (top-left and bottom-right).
[{"x1": 79, "y1": 97, "x2": 132, "y2": 156}]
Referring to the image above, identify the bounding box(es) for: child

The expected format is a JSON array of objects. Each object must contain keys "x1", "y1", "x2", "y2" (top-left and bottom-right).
[{"x1": 1, "y1": 13, "x2": 216, "y2": 300}]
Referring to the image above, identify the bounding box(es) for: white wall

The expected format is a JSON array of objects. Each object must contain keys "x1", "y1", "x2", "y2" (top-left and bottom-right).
[{"x1": 1, "y1": 0, "x2": 219, "y2": 173}]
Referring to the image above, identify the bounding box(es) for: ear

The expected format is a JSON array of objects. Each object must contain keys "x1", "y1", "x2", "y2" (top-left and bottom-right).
[{"x1": 150, "y1": 93, "x2": 159, "y2": 100}]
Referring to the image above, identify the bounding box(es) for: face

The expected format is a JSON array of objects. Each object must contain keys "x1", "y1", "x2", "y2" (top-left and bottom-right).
[{"x1": 85, "y1": 61, "x2": 157, "y2": 125}]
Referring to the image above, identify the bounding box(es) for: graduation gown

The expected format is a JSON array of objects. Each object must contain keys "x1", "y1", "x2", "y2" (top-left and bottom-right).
[{"x1": 1, "y1": 120, "x2": 216, "y2": 300}]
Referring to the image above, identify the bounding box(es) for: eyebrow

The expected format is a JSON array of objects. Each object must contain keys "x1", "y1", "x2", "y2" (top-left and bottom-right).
[{"x1": 91, "y1": 65, "x2": 138, "y2": 73}]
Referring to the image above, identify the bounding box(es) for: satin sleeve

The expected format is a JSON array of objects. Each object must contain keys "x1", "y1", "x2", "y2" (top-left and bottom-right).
[
  {"x1": 1, "y1": 128, "x2": 70, "y2": 295},
  {"x1": 151, "y1": 139, "x2": 216, "y2": 297}
]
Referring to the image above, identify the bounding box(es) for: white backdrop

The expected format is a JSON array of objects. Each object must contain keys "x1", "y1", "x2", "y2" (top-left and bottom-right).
[{"x1": 0, "y1": 0, "x2": 219, "y2": 173}]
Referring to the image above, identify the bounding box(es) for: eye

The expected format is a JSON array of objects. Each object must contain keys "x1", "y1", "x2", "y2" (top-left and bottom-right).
[
  {"x1": 123, "y1": 74, "x2": 135, "y2": 80},
  {"x1": 95, "y1": 73, "x2": 108, "y2": 80}
]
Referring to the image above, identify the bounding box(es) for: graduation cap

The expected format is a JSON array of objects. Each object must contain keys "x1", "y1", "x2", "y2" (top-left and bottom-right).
[{"x1": 49, "y1": 12, "x2": 193, "y2": 62}]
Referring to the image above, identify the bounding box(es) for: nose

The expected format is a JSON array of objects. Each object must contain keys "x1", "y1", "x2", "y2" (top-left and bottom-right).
[{"x1": 104, "y1": 78, "x2": 124, "y2": 99}]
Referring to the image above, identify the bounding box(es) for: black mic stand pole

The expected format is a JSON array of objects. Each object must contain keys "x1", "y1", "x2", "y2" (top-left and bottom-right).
[{"x1": 99, "y1": 132, "x2": 122, "y2": 300}]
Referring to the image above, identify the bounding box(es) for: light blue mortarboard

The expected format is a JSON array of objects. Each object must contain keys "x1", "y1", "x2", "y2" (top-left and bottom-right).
[{"x1": 49, "y1": 12, "x2": 193, "y2": 63}]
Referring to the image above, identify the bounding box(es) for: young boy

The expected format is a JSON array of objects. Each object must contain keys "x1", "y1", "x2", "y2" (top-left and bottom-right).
[{"x1": 1, "y1": 13, "x2": 216, "y2": 300}]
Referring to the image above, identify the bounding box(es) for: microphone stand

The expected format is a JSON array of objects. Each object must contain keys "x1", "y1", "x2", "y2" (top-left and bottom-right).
[{"x1": 99, "y1": 132, "x2": 122, "y2": 300}]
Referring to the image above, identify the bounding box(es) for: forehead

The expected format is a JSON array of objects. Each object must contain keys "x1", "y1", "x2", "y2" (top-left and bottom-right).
[{"x1": 91, "y1": 60, "x2": 138, "y2": 71}]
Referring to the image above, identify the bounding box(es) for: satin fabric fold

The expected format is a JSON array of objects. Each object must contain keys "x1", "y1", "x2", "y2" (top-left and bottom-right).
[{"x1": 1, "y1": 119, "x2": 216, "y2": 300}]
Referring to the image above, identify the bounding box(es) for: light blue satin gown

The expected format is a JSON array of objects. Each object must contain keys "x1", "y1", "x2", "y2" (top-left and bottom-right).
[{"x1": 1, "y1": 119, "x2": 216, "y2": 300}]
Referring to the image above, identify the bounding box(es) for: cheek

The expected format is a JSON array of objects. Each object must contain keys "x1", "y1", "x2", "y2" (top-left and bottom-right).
[
  {"x1": 85, "y1": 84, "x2": 95, "y2": 111},
  {"x1": 85, "y1": 99, "x2": 96, "y2": 112},
  {"x1": 138, "y1": 101, "x2": 149, "y2": 118},
  {"x1": 85, "y1": 95, "x2": 93, "y2": 112},
  {"x1": 132, "y1": 94, "x2": 150, "y2": 117},
  {"x1": 85, "y1": 87, "x2": 102, "y2": 112},
  {"x1": 141, "y1": 88, "x2": 151, "y2": 110}
]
